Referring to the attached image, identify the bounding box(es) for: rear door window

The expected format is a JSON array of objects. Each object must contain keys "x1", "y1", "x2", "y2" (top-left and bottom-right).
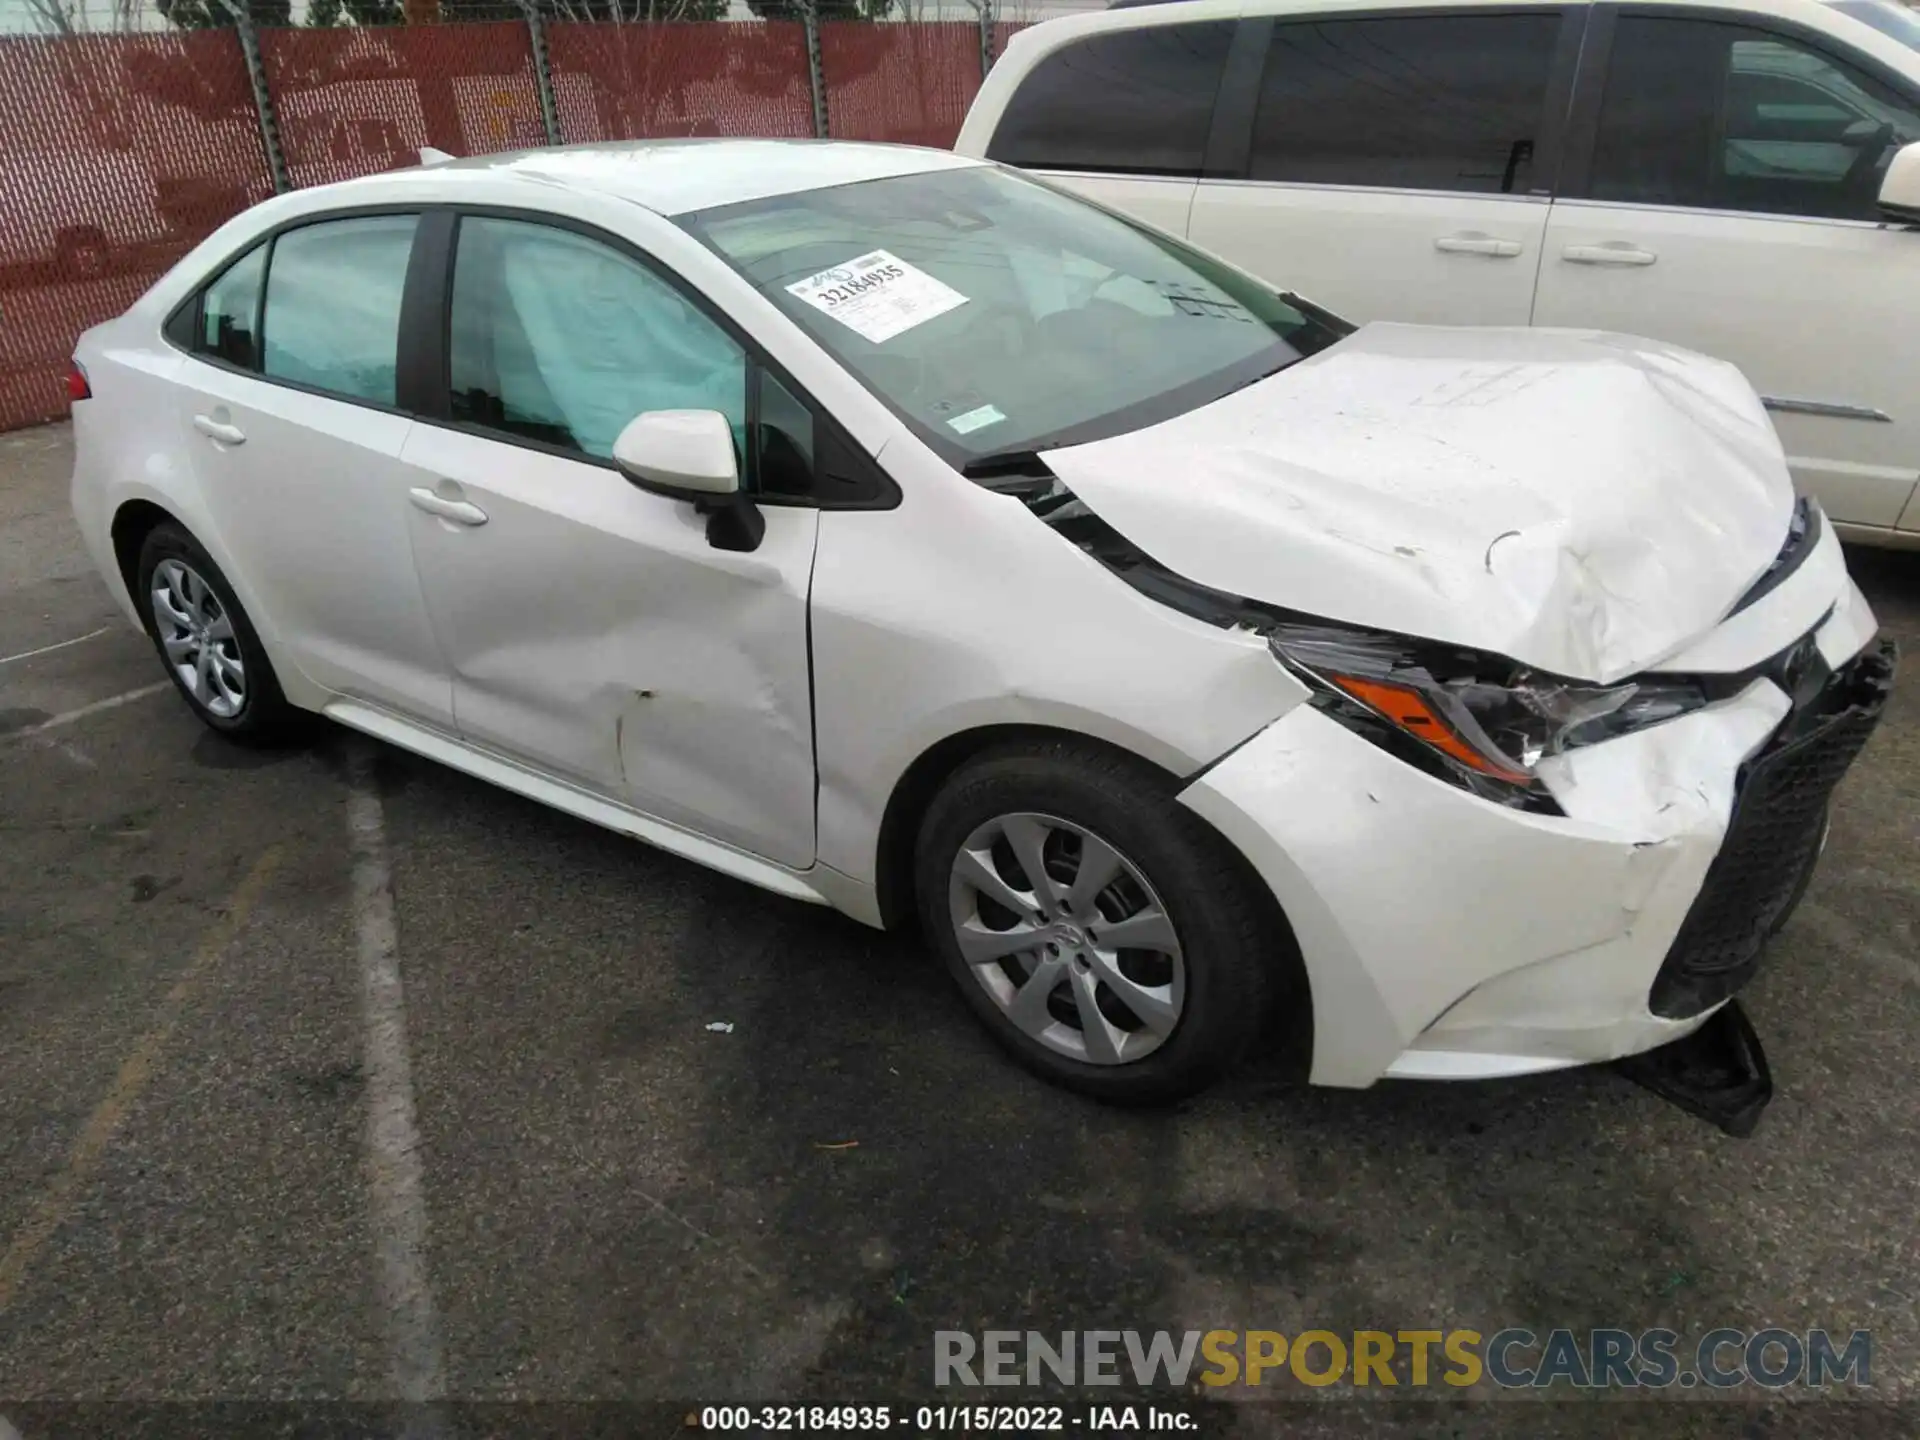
[
  {"x1": 986, "y1": 22, "x2": 1236, "y2": 176},
  {"x1": 1250, "y1": 14, "x2": 1562, "y2": 193},
  {"x1": 260, "y1": 213, "x2": 419, "y2": 405}
]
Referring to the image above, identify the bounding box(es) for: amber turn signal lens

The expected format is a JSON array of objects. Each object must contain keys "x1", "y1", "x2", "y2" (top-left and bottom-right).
[{"x1": 1330, "y1": 674, "x2": 1531, "y2": 783}]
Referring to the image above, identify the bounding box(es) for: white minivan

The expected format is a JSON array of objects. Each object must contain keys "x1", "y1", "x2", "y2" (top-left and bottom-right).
[{"x1": 957, "y1": 0, "x2": 1920, "y2": 546}]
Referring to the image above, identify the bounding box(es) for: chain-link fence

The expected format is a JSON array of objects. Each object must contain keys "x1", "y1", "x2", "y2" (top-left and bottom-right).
[
  {"x1": 548, "y1": 19, "x2": 817, "y2": 141},
  {"x1": 0, "y1": 6, "x2": 1033, "y2": 433}
]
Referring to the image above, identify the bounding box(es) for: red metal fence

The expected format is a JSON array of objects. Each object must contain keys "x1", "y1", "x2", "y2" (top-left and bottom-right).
[
  {"x1": 0, "y1": 17, "x2": 1024, "y2": 435},
  {"x1": 0, "y1": 29, "x2": 273, "y2": 431},
  {"x1": 822, "y1": 22, "x2": 985, "y2": 149}
]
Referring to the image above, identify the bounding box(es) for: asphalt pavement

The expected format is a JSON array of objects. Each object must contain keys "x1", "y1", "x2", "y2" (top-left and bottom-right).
[{"x1": 3, "y1": 422, "x2": 1918, "y2": 1438}]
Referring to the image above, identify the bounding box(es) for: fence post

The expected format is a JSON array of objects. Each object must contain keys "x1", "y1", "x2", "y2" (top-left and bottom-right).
[
  {"x1": 218, "y1": 0, "x2": 290, "y2": 194},
  {"x1": 977, "y1": 0, "x2": 994, "y2": 80},
  {"x1": 520, "y1": 0, "x2": 563, "y2": 147},
  {"x1": 800, "y1": 0, "x2": 830, "y2": 140}
]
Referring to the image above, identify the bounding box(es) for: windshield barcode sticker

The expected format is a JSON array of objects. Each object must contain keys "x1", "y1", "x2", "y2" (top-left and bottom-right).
[{"x1": 786, "y1": 250, "x2": 968, "y2": 344}]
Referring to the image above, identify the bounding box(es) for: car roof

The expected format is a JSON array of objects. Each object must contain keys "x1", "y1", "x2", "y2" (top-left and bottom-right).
[{"x1": 337, "y1": 138, "x2": 986, "y2": 218}]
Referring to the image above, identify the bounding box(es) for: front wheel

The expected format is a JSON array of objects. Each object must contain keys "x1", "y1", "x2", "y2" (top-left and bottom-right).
[{"x1": 914, "y1": 739, "x2": 1296, "y2": 1104}]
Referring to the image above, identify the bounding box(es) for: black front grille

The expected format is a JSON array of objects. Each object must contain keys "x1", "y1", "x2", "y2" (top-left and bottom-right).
[{"x1": 1649, "y1": 640, "x2": 1896, "y2": 1020}]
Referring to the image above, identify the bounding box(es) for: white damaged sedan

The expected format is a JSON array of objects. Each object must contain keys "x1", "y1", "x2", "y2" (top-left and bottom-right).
[{"x1": 70, "y1": 141, "x2": 1893, "y2": 1123}]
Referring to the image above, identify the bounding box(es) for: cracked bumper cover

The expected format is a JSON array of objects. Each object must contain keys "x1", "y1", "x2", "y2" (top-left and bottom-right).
[{"x1": 1177, "y1": 609, "x2": 1892, "y2": 1089}]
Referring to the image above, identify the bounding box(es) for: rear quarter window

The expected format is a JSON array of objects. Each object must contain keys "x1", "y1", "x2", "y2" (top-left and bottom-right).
[
  {"x1": 189, "y1": 243, "x2": 267, "y2": 370},
  {"x1": 985, "y1": 22, "x2": 1236, "y2": 177}
]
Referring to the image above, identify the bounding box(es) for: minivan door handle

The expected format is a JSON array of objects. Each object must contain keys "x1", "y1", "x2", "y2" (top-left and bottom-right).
[
  {"x1": 191, "y1": 414, "x2": 246, "y2": 445},
  {"x1": 408, "y1": 487, "x2": 489, "y2": 526},
  {"x1": 1434, "y1": 233, "x2": 1523, "y2": 258},
  {"x1": 1562, "y1": 243, "x2": 1658, "y2": 267}
]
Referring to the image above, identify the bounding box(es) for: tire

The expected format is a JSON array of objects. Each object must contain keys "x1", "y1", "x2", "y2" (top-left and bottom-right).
[
  {"x1": 914, "y1": 738, "x2": 1296, "y2": 1105},
  {"x1": 135, "y1": 521, "x2": 302, "y2": 744}
]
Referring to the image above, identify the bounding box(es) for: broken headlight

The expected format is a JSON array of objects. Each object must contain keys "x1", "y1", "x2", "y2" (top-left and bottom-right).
[{"x1": 1265, "y1": 622, "x2": 1711, "y2": 811}]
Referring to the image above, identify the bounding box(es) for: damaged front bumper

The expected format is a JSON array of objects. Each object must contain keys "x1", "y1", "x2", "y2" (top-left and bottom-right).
[
  {"x1": 1177, "y1": 628, "x2": 1895, "y2": 1092},
  {"x1": 1646, "y1": 640, "x2": 1892, "y2": 1020}
]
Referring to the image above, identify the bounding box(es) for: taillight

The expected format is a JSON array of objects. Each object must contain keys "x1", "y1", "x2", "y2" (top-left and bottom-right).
[{"x1": 66, "y1": 360, "x2": 91, "y2": 402}]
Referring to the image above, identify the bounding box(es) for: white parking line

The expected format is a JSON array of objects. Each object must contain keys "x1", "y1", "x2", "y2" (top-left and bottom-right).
[
  {"x1": 345, "y1": 741, "x2": 449, "y2": 1421},
  {"x1": 0, "y1": 682, "x2": 170, "y2": 742},
  {"x1": 0, "y1": 626, "x2": 111, "y2": 666}
]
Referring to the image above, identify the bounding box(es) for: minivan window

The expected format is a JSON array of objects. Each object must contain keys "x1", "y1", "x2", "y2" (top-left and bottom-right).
[
  {"x1": 1250, "y1": 15, "x2": 1561, "y2": 193},
  {"x1": 261, "y1": 214, "x2": 418, "y2": 405},
  {"x1": 985, "y1": 22, "x2": 1235, "y2": 177},
  {"x1": 682, "y1": 166, "x2": 1335, "y2": 467},
  {"x1": 1588, "y1": 18, "x2": 1920, "y2": 219}
]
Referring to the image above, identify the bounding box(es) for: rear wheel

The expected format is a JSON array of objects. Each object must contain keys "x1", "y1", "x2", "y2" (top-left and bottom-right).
[
  {"x1": 136, "y1": 522, "x2": 301, "y2": 744},
  {"x1": 914, "y1": 739, "x2": 1294, "y2": 1104}
]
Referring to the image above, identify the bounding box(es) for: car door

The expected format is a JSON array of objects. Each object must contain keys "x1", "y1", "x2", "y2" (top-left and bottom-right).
[
  {"x1": 170, "y1": 211, "x2": 454, "y2": 726},
  {"x1": 1534, "y1": 8, "x2": 1920, "y2": 533},
  {"x1": 1183, "y1": 9, "x2": 1581, "y2": 326},
  {"x1": 398, "y1": 212, "x2": 820, "y2": 869},
  {"x1": 978, "y1": 18, "x2": 1239, "y2": 239}
]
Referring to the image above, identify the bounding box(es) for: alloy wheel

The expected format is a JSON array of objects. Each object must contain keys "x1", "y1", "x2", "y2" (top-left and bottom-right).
[
  {"x1": 150, "y1": 557, "x2": 247, "y2": 718},
  {"x1": 947, "y1": 811, "x2": 1185, "y2": 1065}
]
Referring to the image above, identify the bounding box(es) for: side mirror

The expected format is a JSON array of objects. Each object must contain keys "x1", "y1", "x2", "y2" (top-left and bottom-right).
[
  {"x1": 1878, "y1": 141, "x2": 1920, "y2": 225},
  {"x1": 612, "y1": 409, "x2": 764, "y2": 553},
  {"x1": 613, "y1": 409, "x2": 739, "y2": 498}
]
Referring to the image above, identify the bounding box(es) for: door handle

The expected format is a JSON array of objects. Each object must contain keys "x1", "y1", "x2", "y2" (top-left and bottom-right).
[
  {"x1": 408, "y1": 487, "x2": 488, "y2": 526},
  {"x1": 1434, "y1": 234, "x2": 1523, "y2": 258},
  {"x1": 1562, "y1": 243, "x2": 1657, "y2": 267},
  {"x1": 191, "y1": 414, "x2": 246, "y2": 445}
]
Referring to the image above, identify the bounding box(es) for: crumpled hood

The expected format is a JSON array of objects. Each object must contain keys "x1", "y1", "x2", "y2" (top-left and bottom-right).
[{"x1": 1044, "y1": 323, "x2": 1796, "y2": 684}]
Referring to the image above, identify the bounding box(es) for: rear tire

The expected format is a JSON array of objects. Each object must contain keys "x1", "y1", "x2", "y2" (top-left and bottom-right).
[
  {"x1": 914, "y1": 738, "x2": 1295, "y2": 1104},
  {"x1": 136, "y1": 522, "x2": 302, "y2": 745}
]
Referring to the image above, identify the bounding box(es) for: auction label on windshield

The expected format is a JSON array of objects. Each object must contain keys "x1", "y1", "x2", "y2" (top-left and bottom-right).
[{"x1": 787, "y1": 250, "x2": 968, "y2": 344}]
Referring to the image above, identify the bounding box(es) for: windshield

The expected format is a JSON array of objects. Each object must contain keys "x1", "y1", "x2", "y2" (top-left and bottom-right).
[
  {"x1": 1830, "y1": 0, "x2": 1920, "y2": 49},
  {"x1": 679, "y1": 165, "x2": 1338, "y2": 467}
]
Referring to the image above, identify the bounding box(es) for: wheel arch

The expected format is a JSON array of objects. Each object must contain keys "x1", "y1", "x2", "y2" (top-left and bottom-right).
[
  {"x1": 110, "y1": 497, "x2": 179, "y2": 631},
  {"x1": 875, "y1": 724, "x2": 1118, "y2": 932}
]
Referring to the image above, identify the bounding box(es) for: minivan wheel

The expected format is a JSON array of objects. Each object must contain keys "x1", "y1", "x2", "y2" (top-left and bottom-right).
[
  {"x1": 136, "y1": 522, "x2": 300, "y2": 743},
  {"x1": 914, "y1": 739, "x2": 1287, "y2": 1104}
]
